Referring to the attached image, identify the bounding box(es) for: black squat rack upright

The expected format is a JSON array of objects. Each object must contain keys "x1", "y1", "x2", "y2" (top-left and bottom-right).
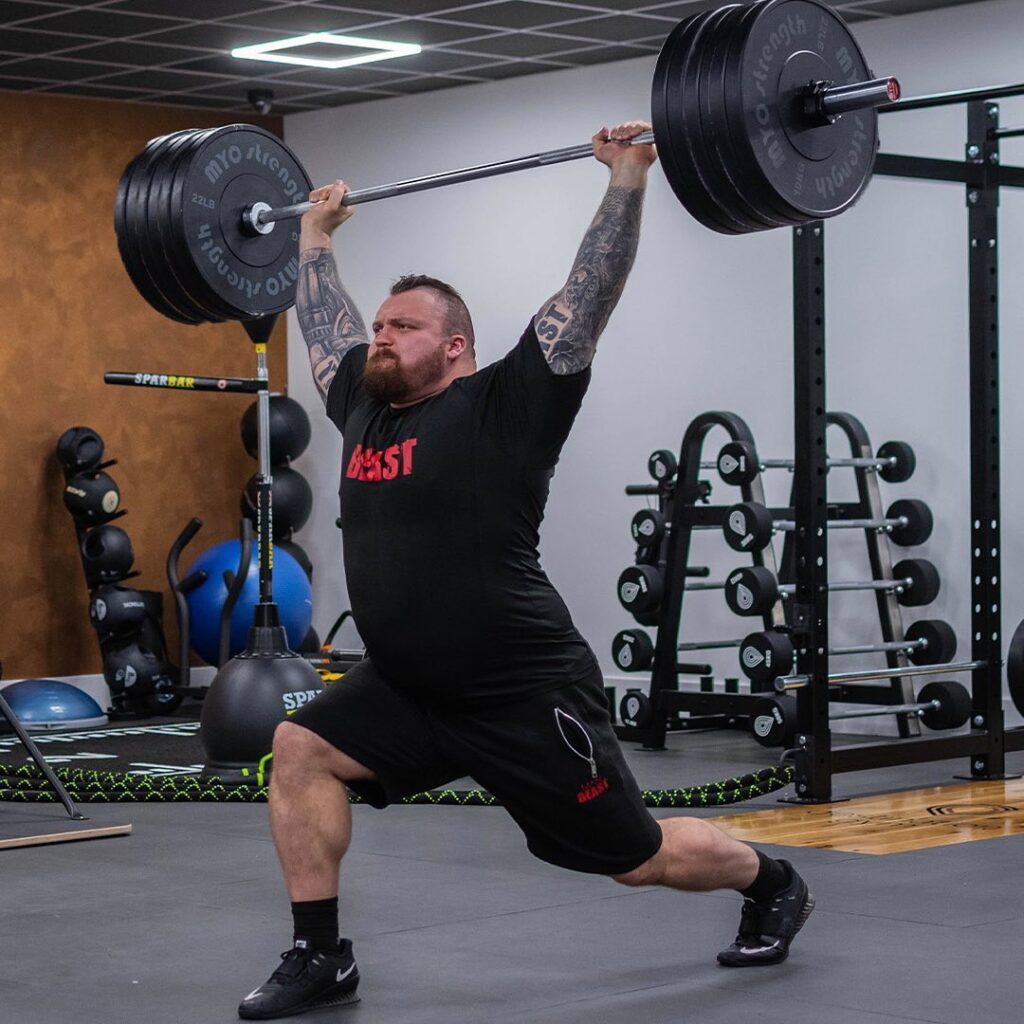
[{"x1": 785, "y1": 82, "x2": 1024, "y2": 801}]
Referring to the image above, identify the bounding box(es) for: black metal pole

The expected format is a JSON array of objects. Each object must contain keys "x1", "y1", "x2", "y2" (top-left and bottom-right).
[
  {"x1": 965, "y1": 100, "x2": 1006, "y2": 778},
  {"x1": 790, "y1": 222, "x2": 832, "y2": 803}
]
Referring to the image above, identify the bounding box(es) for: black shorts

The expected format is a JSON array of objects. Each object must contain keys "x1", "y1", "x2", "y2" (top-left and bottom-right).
[{"x1": 290, "y1": 661, "x2": 663, "y2": 875}]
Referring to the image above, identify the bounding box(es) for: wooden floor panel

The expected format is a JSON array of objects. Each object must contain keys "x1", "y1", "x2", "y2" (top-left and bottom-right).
[{"x1": 715, "y1": 779, "x2": 1024, "y2": 854}]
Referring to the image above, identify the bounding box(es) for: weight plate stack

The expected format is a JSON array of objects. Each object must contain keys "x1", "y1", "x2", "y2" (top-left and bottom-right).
[
  {"x1": 703, "y1": 3, "x2": 790, "y2": 230},
  {"x1": 732, "y1": 0, "x2": 879, "y2": 223},
  {"x1": 177, "y1": 124, "x2": 313, "y2": 321}
]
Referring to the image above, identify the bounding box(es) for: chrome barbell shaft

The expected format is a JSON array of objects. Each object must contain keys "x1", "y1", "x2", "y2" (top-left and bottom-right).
[
  {"x1": 774, "y1": 659, "x2": 987, "y2": 691},
  {"x1": 253, "y1": 132, "x2": 656, "y2": 228}
]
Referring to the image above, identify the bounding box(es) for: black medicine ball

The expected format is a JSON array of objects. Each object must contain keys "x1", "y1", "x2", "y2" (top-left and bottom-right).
[
  {"x1": 81, "y1": 525, "x2": 134, "y2": 586},
  {"x1": 57, "y1": 426, "x2": 104, "y2": 473},
  {"x1": 63, "y1": 470, "x2": 120, "y2": 525},
  {"x1": 240, "y1": 394, "x2": 312, "y2": 463},
  {"x1": 241, "y1": 467, "x2": 313, "y2": 538},
  {"x1": 89, "y1": 585, "x2": 147, "y2": 638}
]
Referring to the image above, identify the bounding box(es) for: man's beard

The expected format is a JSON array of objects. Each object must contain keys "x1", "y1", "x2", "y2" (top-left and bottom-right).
[{"x1": 363, "y1": 346, "x2": 447, "y2": 404}]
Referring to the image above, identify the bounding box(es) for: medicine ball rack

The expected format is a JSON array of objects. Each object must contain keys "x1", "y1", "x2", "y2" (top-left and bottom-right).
[
  {"x1": 773, "y1": 83, "x2": 1024, "y2": 801},
  {"x1": 613, "y1": 409, "x2": 933, "y2": 749}
]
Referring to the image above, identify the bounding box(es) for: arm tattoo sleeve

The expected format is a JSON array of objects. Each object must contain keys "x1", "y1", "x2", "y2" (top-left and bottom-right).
[
  {"x1": 534, "y1": 185, "x2": 645, "y2": 374},
  {"x1": 296, "y1": 247, "x2": 369, "y2": 402}
]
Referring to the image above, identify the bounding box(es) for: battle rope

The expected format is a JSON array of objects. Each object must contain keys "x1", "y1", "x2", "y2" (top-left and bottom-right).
[{"x1": 0, "y1": 761, "x2": 792, "y2": 807}]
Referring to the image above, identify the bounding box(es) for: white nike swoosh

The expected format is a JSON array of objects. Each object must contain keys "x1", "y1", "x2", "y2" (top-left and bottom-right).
[
  {"x1": 740, "y1": 942, "x2": 782, "y2": 955},
  {"x1": 336, "y1": 964, "x2": 356, "y2": 983}
]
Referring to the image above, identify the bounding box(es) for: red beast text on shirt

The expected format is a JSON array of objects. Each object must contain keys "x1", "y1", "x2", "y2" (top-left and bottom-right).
[{"x1": 345, "y1": 439, "x2": 418, "y2": 482}]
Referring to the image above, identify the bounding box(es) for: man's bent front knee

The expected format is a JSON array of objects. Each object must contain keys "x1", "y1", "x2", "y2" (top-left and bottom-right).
[{"x1": 272, "y1": 721, "x2": 376, "y2": 783}]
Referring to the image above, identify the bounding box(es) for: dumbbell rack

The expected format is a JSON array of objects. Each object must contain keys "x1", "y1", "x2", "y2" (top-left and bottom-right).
[
  {"x1": 615, "y1": 411, "x2": 787, "y2": 748},
  {"x1": 775, "y1": 411, "x2": 926, "y2": 738},
  {"x1": 615, "y1": 410, "x2": 929, "y2": 750},
  {"x1": 784, "y1": 86, "x2": 1024, "y2": 801}
]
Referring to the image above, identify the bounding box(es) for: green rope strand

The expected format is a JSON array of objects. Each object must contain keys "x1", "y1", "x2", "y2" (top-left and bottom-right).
[{"x1": 0, "y1": 762, "x2": 792, "y2": 807}]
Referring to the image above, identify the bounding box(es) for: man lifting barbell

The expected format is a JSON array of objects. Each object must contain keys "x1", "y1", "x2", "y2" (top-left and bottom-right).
[{"x1": 237, "y1": 122, "x2": 814, "y2": 1020}]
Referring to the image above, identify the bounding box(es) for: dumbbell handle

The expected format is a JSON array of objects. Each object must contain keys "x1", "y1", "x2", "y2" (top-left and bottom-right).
[
  {"x1": 679, "y1": 638, "x2": 743, "y2": 652},
  {"x1": 753, "y1": 455, "x2": 898, "y2": 472},
  {"x1": 830, "y1": 699, "x2": 940, "y2": 722},
  {"x1": 770, "y1": 515, "x2": 909, "y2": 534},
  {"x1": 774, "y1": 659, "x2": 986, "y2": 691},
  {"x1": 831, "y1": 637, "x2": 929, "y2": 657},
  {"x1": 773, "y1": 576, "x2": 914, "y2": 599}
]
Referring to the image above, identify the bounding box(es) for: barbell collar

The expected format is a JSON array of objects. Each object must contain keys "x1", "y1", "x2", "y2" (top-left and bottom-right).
[
  {"x1": 251, "y1": 132, "x2": 657, "y2": 230},
  {"x1": 774, "y1": 659, "x2": 987, "y2": 691},
  {"x1": 811, "y1": 76, "x2": 901, "y2": 121}
]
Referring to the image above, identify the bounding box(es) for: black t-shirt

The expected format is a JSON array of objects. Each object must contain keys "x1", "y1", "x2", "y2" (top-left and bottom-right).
[{"x1": 326, "y1": 323, "x2": 598, "y2": 705}]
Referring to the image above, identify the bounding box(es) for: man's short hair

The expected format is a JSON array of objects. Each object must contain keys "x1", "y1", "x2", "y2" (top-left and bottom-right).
[{"x1": 391, "y1": 274, "x2": 475, "y2": 352}]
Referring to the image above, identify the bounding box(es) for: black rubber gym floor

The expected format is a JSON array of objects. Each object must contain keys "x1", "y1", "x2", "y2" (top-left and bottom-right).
[{"x1": 1, "y1": 723, "x2": 1021, "y2": 1024}]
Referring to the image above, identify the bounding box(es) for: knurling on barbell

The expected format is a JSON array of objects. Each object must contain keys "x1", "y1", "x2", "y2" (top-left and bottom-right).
[{"x1": 113, "y1": 0, "x2": 898, "y2": 326}]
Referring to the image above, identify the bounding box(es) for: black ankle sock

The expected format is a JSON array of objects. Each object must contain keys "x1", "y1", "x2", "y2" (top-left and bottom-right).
[
  {"x1": 291, "y1": 897, "x2": 339, "y2": 952},
  {"x1": 739, "y1": 851, "x2": 789, "y2": 901}
]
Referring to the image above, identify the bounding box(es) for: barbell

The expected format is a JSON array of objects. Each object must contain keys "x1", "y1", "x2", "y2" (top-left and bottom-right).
[
  {"x1": 113, "y1": 0, "x2": 898, "y2": 325},
  {"x1": 724, "y1": 559, "x2": 941, "y2": 615},
  {"x1": 739, "y1": 619, "x2": 958, "y2": 682},
  {"x1": 750, "y1": 678, "x2": 973, "y2": 746},
  {"x1": 722, "y1": 498, "x2": 933, "y2": 552},
  {"x1": 716, "y1": 439, "x2": 916, "y2": 485}
]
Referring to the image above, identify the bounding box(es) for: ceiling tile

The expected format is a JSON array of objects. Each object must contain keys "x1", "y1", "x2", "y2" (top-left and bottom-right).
[
  {"x1": 130, "y1": 22, "x2": 286, "y2": 50},
  {"x1": 169, "y1": 53, "x2": 316, "y2": 78},
  {"x1": 39, "y1": 81, "x2": 156, "y2": 98},
  {"x1": 557, "y1": 42, "x2": 658, "y2": 64},
  {"x1": 312, "y1": 0, "x2": 477, "y2": 15},
  {"x1": 474, "y1": 58, "x2": 569, "y2": 78},
  {"x1": 218, "y1": 6, "x2": 387, "y2": 32},
  {"x1": 0, "y1": 54, "x2": 123, "y2": 79},
  {"x1": 0, "y1": 72, "x2": 52, "y2": 87},
  {"x1": 102, "y1": 0, "x2": 291, "y2": 17},
  {"x1": 90, "y1": 67, "x2": 234, "y2": 90},
  {"x1": 0, "y1": 26, "x2": 96, "y2": 53},
  {"x1": 442, "y1": 30, "x2": 594, "y2": 58},
  {"x1": 433, "y1": 2, "x2": 600, "y2": 29},
  {"x1": 543, "y1": 14, "x2": 677, "y2": 43},
  {"x1": 67, "y1": 40, "x2": 206, "y2": 66},
  {"x1": 16, "y1": 8, "x2": 185, "y2": 37},
  {"x1": 0, "y1": 0, "x2": 69, "y2": 26}
]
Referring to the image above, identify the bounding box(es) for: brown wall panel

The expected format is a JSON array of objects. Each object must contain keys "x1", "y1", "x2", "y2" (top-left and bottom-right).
[{"x1": 0, "y1": 94, "x2": 289, "y2": 680}]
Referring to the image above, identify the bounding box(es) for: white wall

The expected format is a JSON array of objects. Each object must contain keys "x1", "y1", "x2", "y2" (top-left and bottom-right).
[{"x1": 282, "y1": 0, "x2": 1024, "y2": 707}]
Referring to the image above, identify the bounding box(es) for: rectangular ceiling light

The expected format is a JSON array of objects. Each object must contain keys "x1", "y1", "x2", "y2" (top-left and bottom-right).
[{"x1": 231, "y1": 32, "x2": 421, "y2": 70}]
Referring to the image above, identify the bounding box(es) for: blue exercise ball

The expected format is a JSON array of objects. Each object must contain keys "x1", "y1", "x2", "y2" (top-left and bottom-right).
[
  {"x1": 1, "y1": 679, "x2": 106, "y2": 731},
  {"x1": 184, "y1": 540, "x2": 313, "y2": 665}
]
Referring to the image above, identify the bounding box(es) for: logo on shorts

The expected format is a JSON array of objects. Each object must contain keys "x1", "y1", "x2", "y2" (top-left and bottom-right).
[
  {"x1": 577, "y1": 777, "x2": 610, "y2": 804},
  {"x1": 554, "y1": 707, "x2": 611, "y2": 804}
]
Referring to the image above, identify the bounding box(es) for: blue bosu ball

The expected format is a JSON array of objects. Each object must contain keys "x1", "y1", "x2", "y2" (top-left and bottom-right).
[
  {"x1": 1, "y1": 679, "x2": 106, "y2": 731},
  {"x1": 184, "y1": 540, "x2": 313, "y2": 666}
]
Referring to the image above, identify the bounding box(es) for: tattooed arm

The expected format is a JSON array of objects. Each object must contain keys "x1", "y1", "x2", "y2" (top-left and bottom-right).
[
  {"x1": 297, "y1": 180, "x2": 369, "y2": 403},
  {"x1": 534, "y1": 121, "x2": 657, "y2": 375}
]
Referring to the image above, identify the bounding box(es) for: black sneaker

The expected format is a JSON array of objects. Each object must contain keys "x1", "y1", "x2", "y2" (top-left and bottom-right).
[
  {"x1": 717, "y1": 861, "x2": 815, "y2": 967},
  {"x1": 238, "y1": 938, "x2": 360, "y2": 1019}
]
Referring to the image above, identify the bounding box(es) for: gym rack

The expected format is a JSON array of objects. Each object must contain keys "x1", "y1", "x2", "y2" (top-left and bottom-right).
[{"x1": 788, "y1": 83, "x2": 1024, "y2": 801}]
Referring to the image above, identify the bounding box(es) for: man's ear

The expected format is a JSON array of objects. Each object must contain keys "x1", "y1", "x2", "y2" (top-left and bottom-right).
[{"x1": 447, "y1": 334, "x2": 468, "y2": 361}]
